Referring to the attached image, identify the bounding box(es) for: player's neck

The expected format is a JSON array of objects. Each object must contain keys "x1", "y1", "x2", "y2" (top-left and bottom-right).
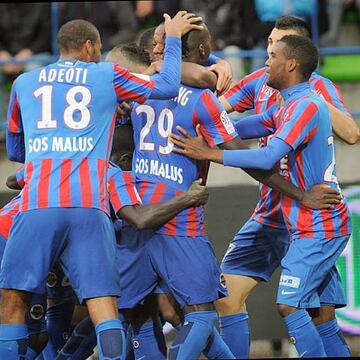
[{"x1": 59, "y1": 51, "x2": 88, "y2": 63}]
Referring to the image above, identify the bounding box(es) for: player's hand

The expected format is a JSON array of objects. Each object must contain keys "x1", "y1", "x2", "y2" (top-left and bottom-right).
[
  {"x1": 186, "y1": 178, "x2": 209, "y2": 206},
  {"x1": 301, "y1": 184, "x2": 342, "y2": 210},
  {"x1": 116, "y1": 102, "x2": 132, "y2": 124},
  {"x1": 144, "y1": 60, "x2": 163, "y2": 75},
  {"x1": 208, "y1": 59, "x2": 233, "y2": 96},
  {"x1": 169, "y1": 124, "x2": 212, "y2": 160},
  {"x1": 164, "y1": 11, "x2": 203, "y2": 38}
]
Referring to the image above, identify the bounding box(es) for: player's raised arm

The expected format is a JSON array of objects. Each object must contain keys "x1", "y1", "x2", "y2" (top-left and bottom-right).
[{"x1": 112, "y1": 11, "x2": 204, "y2": 103}]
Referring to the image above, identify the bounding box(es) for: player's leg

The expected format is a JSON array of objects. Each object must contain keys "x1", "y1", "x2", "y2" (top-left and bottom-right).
[
  {"x1": 276, "y1": 235, "x2": 349, "y2": 357},
  {"x1": 310, "y1": 265, "x2": 351, "y2": 357},
  {"x1": 117, "y1": 226, "x2": 164, "y2": 360},
  {"x1": 0, "y1": 209, "x2": 65, "y2": 359},
  {"x1": 216, "y1": 219, "x2": 289, "y2": 358},
  {"x1": 59, "y1": 208, "x2": 125, "y2": 360},
  {"x1": 45, "y1": 263, "x2": 75, "y2": 356},
  {"x1": 149, "y1": 233, "x2": 234, "y2": 359}
]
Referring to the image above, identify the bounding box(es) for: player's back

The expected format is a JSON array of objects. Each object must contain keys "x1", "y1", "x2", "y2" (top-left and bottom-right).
[
  {"x1": 10, "y1": 59, "x2": 120, "y2": 212},
  {"x1": 131, "y1": 83, "x2": 236, "y2": 236}
]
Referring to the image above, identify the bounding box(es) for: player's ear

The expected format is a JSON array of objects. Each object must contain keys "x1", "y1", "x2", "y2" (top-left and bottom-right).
[
  {"x1": 199, "y1": 44, "x2": 206, "y2": 57},
  {"x1": 287, "y1": 58, "x2": 297, "y2": 73},
  {"x1": 84, "y1": 39, "x2": 94, "y2": 58}
]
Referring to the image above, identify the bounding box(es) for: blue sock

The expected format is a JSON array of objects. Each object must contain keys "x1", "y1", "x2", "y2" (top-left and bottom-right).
[
  {"x1": 283, "y1": 309, "x2": 326, "y2": 357},
  {"x1": 0, "y1": 323, "x2": 30, "y2": 359},
  {"x1": 57, "y1": 316, "x2": 96, "y2": 359},
  {"x1": 131, "y1": 319, "x2": 167, "y2": 360},
  {"x1": 203, "y1": 327, "x2": 235, "y2": 359},
  {"x1": 219, "y1": 312, "x2": 250, "y2": 358},
  {"x1": 95, "y1": 319, "x2": 126, "y2": 360},
  {"x1": 46, "y1": 302, "x2": 75, "y2": 352},
  {"x1": 316, "y1": 319, "x2": 351, "y2": 357},
  {"x1": 169, "y1": 310, "x2": 216, "y2": 360},
  {"x1": 40, "y1": 341, "x2": 57, "y2": 360}
]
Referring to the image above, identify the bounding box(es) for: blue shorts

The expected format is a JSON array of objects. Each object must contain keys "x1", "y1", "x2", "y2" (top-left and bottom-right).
[
  {"x1": 117, "y1": 226, "x2": 227, "y2": 309},
  {"x1": 221, "y1": 218, "x2": 290, "y2": 281},
  {"x1": 47, "y1": 262, "x2": 75, "y2": 300},
  {"x1": 277, "y1": 235, "x2": 349, "y2": 308},
  {"x1": 0, "y1": 208, "x2": 120, "y2": 303},
  {"x1": 0, "y1": 236, "x2": 47, "y2": 335}
]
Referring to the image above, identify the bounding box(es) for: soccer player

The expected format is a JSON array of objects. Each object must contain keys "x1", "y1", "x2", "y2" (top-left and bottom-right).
[
  {"x1": 197, "y1": 15, "x2": 358, "y2": 359},
  {"x1": 170, "y1": 34, "x2": 352, "y2": 358},
  {"x1": 113, "y1": 21, "x2": 341, "y2": 360},
  {"x1": 0, "y1": 13, "x2": 202, "y2": 360}
]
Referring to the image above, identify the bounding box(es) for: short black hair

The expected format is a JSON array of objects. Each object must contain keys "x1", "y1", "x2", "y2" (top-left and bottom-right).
[
  {"x1": 57, "y1": 19, "x2": 100, "y2": 52},
  {"x1": 279, "y1": 35, "x2": 318, "y2": 80},
  {"x1": 112, "y1": 123, "x2": 135, "y2": 155},
  {"x1": 107, "y1": 43, "x2": 151, "y2": 67},
  {"x1": 139, "y1": 27, "x2": 156, "y2": 52},
  {"x1": 275, "y1": 16, "x2": 312, "y2": 38},
  {"x1": 181, "y1": 19, "x2": 209, "y2": 60}
]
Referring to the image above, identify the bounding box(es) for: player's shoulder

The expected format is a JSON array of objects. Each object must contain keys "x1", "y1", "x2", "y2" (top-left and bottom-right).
[{"x1": 309, "y1": 71, "x2": 336, "y2": 88}]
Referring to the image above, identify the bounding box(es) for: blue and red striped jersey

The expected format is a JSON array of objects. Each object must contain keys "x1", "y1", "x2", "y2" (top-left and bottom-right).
[
  {"x1": 131, "y1": 85, "x2": 238, "y2": 236},
  {"x1": 6, "y1": 50, "x2": 180, "y2": 214},
  {"x1": 108, "y1": 165, "x2": 141, "y2": 214},
  {"x1": 0, "y1": 195, "x2": 21, "y2": 240},
  {"x1": 224, "y1": 68, "x2": 353, "y2": 229},
  {"x1": 269, "y1": 82, "x2": 351, "y2": 239}
]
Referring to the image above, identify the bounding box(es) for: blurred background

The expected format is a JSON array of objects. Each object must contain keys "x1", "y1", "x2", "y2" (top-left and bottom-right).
[{"x1": 0, "y1": 1, "x2": 359, "y2": 358}]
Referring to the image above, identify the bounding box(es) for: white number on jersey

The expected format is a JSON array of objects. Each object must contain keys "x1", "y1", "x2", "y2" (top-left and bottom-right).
[
  {"x1": 136, "y1": 104, "x2": 174, "y2": 154},
  {"x1": 35, "y1": 85, "x2": 91, "y2": 130}
]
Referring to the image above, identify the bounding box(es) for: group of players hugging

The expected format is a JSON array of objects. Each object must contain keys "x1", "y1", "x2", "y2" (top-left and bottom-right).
[{"x1": 0, "y1": 8, "x2": 359, "y2": 360}]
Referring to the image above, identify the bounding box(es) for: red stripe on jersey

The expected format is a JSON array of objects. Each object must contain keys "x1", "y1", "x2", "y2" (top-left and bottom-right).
[
  {"x1": 114, "y1": 64, "x2": 155, "y2": 88},
  {"x1": 193, "y1": 112, "x2": 215, "y2": 148},
  {"x1": 37, "y1": 159, "x2": 52, "y2": 208},
  {"x1": 0, "y1": 215, "x2": 12, "y2": 239},
  {"x1": 281, "y1": 195, "x2": 292, "y2": 230},
  {"x1": 320, "y1": 209, "x2": 335, "y2": 238},
  {"x1": 149, "y1": 183, "x2": 166, "y2": 203},
  {"x1": 123, "y1": 172, "x2": 141, "y2": 205},
  {"x1": 21, "y1": 161, "x2": 34, "y2": 211},
  {"x1": 200, "y1": 92, "x2": 234, "y2": 143},
  {"x1": 255, "y1": 184, "x2": 268, "y2": 224},
  {"x1": 296, "y1": 151, "x2": 306, "y2": 190},
  {"x1": 283, "y1": 102, "x2": 317, "y2": 145},
  {"x1": 114, "y1": 85, "x2": 147, "y2": 104},
  {"x1": 297, "y1": 208, "x2": 315, "y2": 237},
  {"x1": 108, "y1": 177, "x2": 122, "y2": 213},
  {"x1": 59, "y1": 159, "x2": 72, "y2": 207},
  {"x1": 79, "y1": 158, "x2": 92, "y2": 207},
  {"x1": 164, "y1": 189, "x2": 182, "y2": 236},
  {"x1": 138, "y1": 180, "x2": 150, "y2": 199},
  {"x1": 339, "y1": 203, "x2": 350, "y2": 236},
  {"x1": 8, "y1": 94, "x2": 20, "y2": 133},
  {"x1": 186, "y1": 206, "x2": 198, "y2": 236},
  {"x1": 225, "y1": 68, "x2": 266, "y2": 98},
  {"x1": 98, "y1": 160, "x2": 107, "y2": 212}
]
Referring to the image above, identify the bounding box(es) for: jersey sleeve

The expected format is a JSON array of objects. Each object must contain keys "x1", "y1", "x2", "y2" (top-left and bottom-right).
[
  {"x1": 224, "y1": 68, "x2": 265, "y2": 112},
  {"x1": 15, "y1": 165, "x2": 25, "y2": 188},
  {"x1": 112, "y1": 36, "x2": 181, "y2": 103},
  {"x1": 7, "y1": 80, "x2": 23, "y2": 134},
  {"x1": 274, "y1": 100, "x2": 319, "y2": 150},
  {"x1": 312, "y1": 77, "x2": 352, "y2": 117},
  {"x1": 193, "y1": 89, "x2": 238, "y2": 147},
  {"x1": 108, "y1": 168, "x2": 142, "y2": 213}
]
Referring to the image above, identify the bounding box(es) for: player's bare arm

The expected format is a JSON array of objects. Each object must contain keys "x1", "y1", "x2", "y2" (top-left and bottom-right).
[
  {"x1": 117, "y1": 179, "x2": 209, "y2": 230},
  {"x1": 325, "y1": 101, "x2": 360, "y2": 144},
  {"x1": 170, "y1": 125, "x2": 342, "y2": 210}
]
